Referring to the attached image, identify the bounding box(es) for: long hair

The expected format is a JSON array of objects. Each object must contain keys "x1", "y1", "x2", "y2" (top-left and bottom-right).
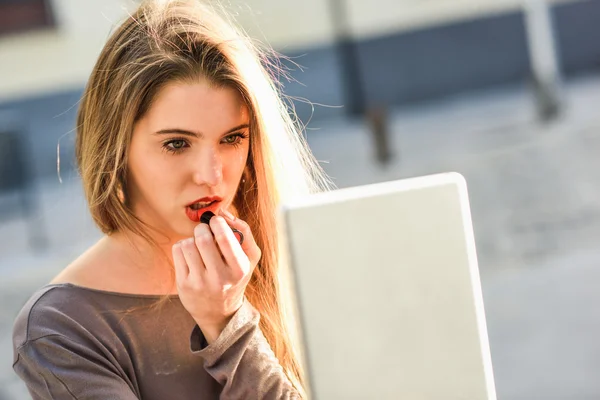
[{"x1": 75, "y1": 0, "x2": 331, "y2": 395}]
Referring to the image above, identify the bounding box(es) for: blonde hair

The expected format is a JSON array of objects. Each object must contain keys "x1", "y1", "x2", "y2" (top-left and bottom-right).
[{"x1": 75, "y1": 0, "x2": 331, "y2": 395}]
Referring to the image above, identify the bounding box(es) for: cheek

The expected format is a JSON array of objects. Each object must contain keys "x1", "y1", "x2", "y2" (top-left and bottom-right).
[
  {"x1": 224, "y1": 149, "x2": 249, "y2": 178},
  {"x1": 129, "y1": 148, "x2": 178, "y2": 200}
]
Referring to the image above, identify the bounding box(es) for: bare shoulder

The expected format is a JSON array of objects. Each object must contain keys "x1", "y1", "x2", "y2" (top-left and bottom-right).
[
  {"x1": 50, "y1": 237, "x2": 116, "y2": 288},
  {"x1": 50, "y1": 235, "x2": 176, "y2": 295}
]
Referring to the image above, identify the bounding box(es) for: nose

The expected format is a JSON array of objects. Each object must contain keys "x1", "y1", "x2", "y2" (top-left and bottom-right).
[{"x1": 192, "y1": 146, "x2": 223, "y2": 187}]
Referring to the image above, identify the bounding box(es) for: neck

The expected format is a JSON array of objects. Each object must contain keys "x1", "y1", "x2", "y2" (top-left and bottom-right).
[{"x1": 105, "y1": 229, "x2": 178, "y2": 295}]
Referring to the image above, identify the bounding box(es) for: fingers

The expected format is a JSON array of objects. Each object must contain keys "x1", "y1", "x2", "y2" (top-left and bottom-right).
[
  {"x1": 180, "y1": 237, "x2": 205, "y2": 281},
  {"x1": 177, "y1": 211, "x2": 261, "y2": 283},
  {"x1": 172, "y1": 242, "x2": 189, "y2": 286},
  {"x1": 209, "y1": 216, "x2": 248, "y2": 275},
  {"x1": 193, "y1": 223, "x2": 225, "y2": 275},
  {"x1": 218, "y1": 211, "x2": 262, "y2": 266}
]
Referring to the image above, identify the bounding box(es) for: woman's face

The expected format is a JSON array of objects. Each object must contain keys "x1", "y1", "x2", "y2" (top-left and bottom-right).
[{"x1": 127, "y1": 80, "x2": 250, "y2": 241}]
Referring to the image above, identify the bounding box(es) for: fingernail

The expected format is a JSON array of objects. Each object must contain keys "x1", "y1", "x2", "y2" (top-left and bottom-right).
[{"x1": 219, "y1": 209, "x2": 236, "y2": 221}]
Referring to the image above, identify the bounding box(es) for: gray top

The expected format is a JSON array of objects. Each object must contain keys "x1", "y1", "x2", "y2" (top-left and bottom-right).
[{"x1": 12, "y1": 284, "x2": 299, "y2": 399}]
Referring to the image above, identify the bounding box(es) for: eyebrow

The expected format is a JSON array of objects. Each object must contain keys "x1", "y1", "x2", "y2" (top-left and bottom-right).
[{"x1": 154, "y1": 123, "x2": 250, "y2": 138}]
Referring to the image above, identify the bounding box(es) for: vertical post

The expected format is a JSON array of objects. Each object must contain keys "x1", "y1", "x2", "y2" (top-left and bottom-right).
[
  {"x1": 523, "y1": 0, "x2": 563, "y2": 121},
  {"x1": 0, "y1": 112, "x2": 48, "y2": 251},
  {"x1": 328, "y1": 0, "x2": 365, "y2": 116},
  {"x1": 327, "y1": 0, "x2": 394, "y2": 164}
]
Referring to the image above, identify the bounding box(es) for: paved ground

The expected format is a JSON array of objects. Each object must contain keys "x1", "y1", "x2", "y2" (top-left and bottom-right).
[{"x1": 2, "y1": 75, "x2": 600, "y2": 399}]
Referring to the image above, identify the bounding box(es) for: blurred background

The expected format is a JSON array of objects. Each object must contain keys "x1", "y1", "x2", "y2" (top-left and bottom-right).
[{"x1": 1, "y1": 0, "x2": 600, "y2": 398}]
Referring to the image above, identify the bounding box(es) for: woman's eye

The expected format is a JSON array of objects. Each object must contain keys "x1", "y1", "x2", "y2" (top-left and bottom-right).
[
  {"x1": 170, "y1": 140, "x2": 186, "y2": 149},
  {"x1": 163, "y1": 139, "x2": 188, "y2": 153},
  {"x1": 222, "y1": 133, "x2": 248, "y2": 146}
]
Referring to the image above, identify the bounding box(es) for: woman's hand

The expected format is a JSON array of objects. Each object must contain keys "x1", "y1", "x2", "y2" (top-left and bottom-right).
[{"x1": 172, "y1": 211, "x2": 261, "y2": 344}]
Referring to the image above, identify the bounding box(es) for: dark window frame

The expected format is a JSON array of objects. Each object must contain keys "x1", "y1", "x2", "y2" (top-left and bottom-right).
[{"x1": 0, "y1": 0, "x2": 55, "y2": 36}]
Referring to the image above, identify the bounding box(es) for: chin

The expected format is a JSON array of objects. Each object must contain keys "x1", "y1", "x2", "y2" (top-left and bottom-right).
[
  {"x1": 181, "y1": 220, "x2": 199, "y2": 235},
  {"x1": 166, "y1": 218, "x2": 196, "y2": 242}
]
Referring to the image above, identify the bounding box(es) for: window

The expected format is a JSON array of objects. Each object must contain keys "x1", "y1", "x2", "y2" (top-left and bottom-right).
[{"x1": 0, "y1": 0, "x2": 55, "y2": 35}]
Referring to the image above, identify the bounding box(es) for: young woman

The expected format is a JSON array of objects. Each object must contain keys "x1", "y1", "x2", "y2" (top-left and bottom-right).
[{"x1": 12, "y1": 0, "x2": 331, "y2": 398}]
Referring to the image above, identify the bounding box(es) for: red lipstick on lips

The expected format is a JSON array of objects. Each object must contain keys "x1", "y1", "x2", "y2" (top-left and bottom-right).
[{"x1": 185, "y1": 196, "x2": 222, "y2": 222}]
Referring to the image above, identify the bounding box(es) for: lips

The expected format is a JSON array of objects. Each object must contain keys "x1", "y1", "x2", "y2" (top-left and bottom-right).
[
  {"x1": 185, "y1": 196, "x2": 222, "y2": 222},
  {"x1": 186, "y1": 196, "x2": 222, "y2": 208}
]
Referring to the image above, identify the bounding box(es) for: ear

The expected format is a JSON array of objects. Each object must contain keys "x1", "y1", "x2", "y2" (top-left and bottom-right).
[
  {"x1": 242, "y1": 167, "x2": 251, "y2": 184},
  {"x1": 233, "y1": 167, "x2": 252, "y2": 214},
  {"x1": 116, "y1": 177, "x2": 126, "y2": 204}
]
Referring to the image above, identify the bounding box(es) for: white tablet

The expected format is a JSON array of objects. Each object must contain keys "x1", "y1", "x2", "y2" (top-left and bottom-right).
[{"x1": 280, "y1": 173, "x2": 496, "y2": 400}]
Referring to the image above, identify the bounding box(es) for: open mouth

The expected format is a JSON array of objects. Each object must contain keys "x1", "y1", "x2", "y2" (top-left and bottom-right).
[
  {"x1": 189, "y1": 200, "x2": 216, "y2": 211},
  {"x1": 185, "y1": 200, "x2": 220, "y2": 222}
]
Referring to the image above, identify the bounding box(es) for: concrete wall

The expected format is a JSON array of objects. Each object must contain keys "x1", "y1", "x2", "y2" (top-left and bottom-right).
[
  {"x1": 280, "y1": 0, "x2": 600, "y2": 119},
  {"x1": 0, "y1": 0, "x2": 137, "y2": 103},
  {"x1": 2, "y1": 0, "x2": 600, "y2": 180},
  {"x1": 345, "y1": 0, "x2": 579, "y2": 38},
  {"x1": 0, "y1": 0, "x2": 585, "y2": 103}
]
